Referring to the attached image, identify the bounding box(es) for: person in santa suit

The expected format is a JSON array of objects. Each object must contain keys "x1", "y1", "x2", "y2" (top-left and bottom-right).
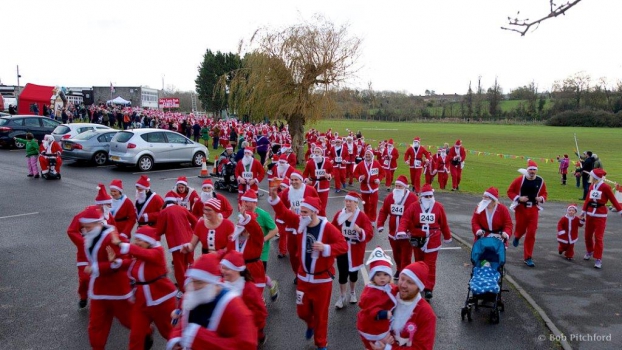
[
  {"x1": 220, "y1": 250, "x2": 269, "y2": 346},
  {"x1": 109, "y1": 226, "x2": 178, "y2": 350},
  {"x1": 507, "y1": 160, "x2": 548, "y2": 267},
  {"x1": 38, "y1": 134, "x2": 63, "y2": 175},
  {"x1": 382, "y1": 139, "x2": 400, "y2": 191},
  {"x1": 268, "y1": 153, "x2": 295, "y2": 186},
  {"x1": 557, "y1": 204, "x2": 584, "y2": 261},
  {"x1": 433, "y1": 147, "x2": 449, "y2": 190},
  {"x1": 79, "y1": 206, "x2": 133, "y2": 350},
  {"x1": 154, "y1": 191, "x2": 198, "y2": 291},
  {"x1": 135, "y1": 175, "x2": 165, "y2": 227},
  {"x1": 423, "y1": 149, "x2": 437, "y2": 186},
  {"x1": 316, "y1": 133, "x2": 333, "y2": 156},
  {"x1": 353, "y1": 148, "x2": 385, "y2": 225},
  {"x1": 344, "y1": 136, "x2": 357, "y2": 186},
  {"x1": 377, "y1": 176, "x2": 419, "y2": 278},
  {"x1": 403, "y1": 137, "x2": 431, "y2": 194},
  {"x1": 275, "y1": 177, "x2": 290, "y2": 259},
  {"x1": 396, "y1": 184, "x2": 452, "y2": 301},
  {"x1": 235, "y1": 146, "x2": 266, "y2": 202},
  {"x1": 66, "y1": 209, "x2": 92, "y2": 309},
  {"x1": 329, "y1": 138, "x2": 349, "y2": 193},
  {"x1": 267, "y1": 190, "x2": 347, "y2": 350},
  {"x1": 191, "y1": 179, "x2": 234, "y2": 219},
  {"x1": 167, "y1": 253, "x2": 258, "y2": 350},
  {"x1": 370, "y1": 262, "x2": 436, "y2": 350},
  {"x1": 580, "y1": 168, "x2": 622, "y2": 268},
  {"x1": 109, "y1": 179, "x2": 137, "y2": 239},
  {"x1": 186, "y1": 198, "x2": 235, "y2": 255},
  {"x1": 447, "y1": 139, "x2": 467, "y2": 191},
  {"x1": 174, "y1": 176, "x2": 200, "y2": 211},
  {"x1": 94, "y1": 183, "x2": 117, "y2": 230},
  {"x1": 331, "y1": 191, "x2": 373, "y2": 309},
  {"x1": 357, "y1": 247, "x2": 398, "y2": 350},
  {"x1": 281, "y1": 143, "x2": 297, "y2": 167},
  {"x1": 471, "y1": 187, "x2": 513, "y2": 247},
  {"x1": 303, "y1": 144, "x2": 333, "y2": 217}
]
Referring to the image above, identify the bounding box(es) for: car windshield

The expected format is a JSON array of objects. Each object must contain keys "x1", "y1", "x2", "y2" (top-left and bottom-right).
[
  {"x1": 114, "y1": 131, "x2": 134, "y2": 143},
  {"x1": 73, "y1": 130, "x2": 98, "y2": 140},
  {"x1": 52, "y1": 125, "x2": 71, "y2": 134},
  {"x1": 0, "y1": 118, "x2": 8, "y2": 126}
]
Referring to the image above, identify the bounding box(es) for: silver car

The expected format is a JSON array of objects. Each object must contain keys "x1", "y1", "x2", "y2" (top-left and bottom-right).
[
  {"x1": 108, "y1": 128, "x2": 209, "y2": 171},
  {"x1": 52, "y1": 123, "x2": 113, "y2": 141},
  {"x1": 60, "y1": 129, "x2": 119, "y2": 165}
]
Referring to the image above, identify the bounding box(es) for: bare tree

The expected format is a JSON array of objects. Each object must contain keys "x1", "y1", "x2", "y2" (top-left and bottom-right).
[{"x1": 502, "y1": 0, "x2": 583, "y2": 36}]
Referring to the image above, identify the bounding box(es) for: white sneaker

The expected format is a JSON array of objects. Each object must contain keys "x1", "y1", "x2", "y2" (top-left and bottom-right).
[
  {"x1": 335, "y1": 295, "x2": 345, "y2": 309},
  {"x1": 349, "y1": 292, "x2": 358, "y2": 304},
  {"x1": 594, "y1": 259, "x2": 602, "y2": 269},
  {"x1": 583, "y1": 252, "x2": 592, "y2": 260}
]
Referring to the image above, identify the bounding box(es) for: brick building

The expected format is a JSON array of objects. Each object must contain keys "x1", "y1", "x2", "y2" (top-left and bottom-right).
[{"x1": 92, "y1": 86, "x2": 159, "y2": 108}]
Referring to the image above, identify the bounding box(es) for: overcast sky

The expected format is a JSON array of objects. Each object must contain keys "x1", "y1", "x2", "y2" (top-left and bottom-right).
[{"x1": 3, "y1": 0, "x2": 618, "y2": 95}]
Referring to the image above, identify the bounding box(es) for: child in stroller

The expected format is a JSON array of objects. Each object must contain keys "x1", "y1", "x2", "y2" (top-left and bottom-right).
[
  {"x1": 461, "y1": 233, "x2": 506, "y2": 324},
  {"x1": 213, "y1": 147, "x2": 238, "y2": 193},
  {"x1": 39, "y1": 135, "x2": 62, "y2": 179}
]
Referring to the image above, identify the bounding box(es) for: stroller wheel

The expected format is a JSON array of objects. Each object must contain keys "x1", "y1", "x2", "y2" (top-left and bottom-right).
[
  {"x1": 498, "y1": 301, "x2": 505, "y2": 312},
  {"x1": 490, "y1": 309, "x2": 500, "y2": 324},
  {"x1": 461, "y1": 307, "x2": 467, "y2": 321}
]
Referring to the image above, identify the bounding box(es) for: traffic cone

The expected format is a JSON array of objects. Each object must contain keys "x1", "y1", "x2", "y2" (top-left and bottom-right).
[
  {"x1": 199, "y1": 157, "x2": 209, "y2": 178},
  {"x1": 211, "y1": 155, "x2": 218, "y2": 176}
]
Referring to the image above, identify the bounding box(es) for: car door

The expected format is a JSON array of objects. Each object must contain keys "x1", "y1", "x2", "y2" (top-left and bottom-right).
[
  {"x1": 24, "y1": 117, "x2": 45, "y2": 140},
  {"x1": 41, "y1": 118, "x2": 60, "y2": 136},
  {"x1": 97, "y1": 131, "x2": 117, "y2": 153},
  {"x1": 141, "y1": 132, "x2": 169, "y2": 162},
  {"x1": 164, "y1": 132, "x2": 192, "y2": 162}
]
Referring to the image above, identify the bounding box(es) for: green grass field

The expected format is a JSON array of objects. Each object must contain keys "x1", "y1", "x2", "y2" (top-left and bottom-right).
[
  {"x1": 311, "y1": 119, "x2": 619, "y2": 204},
  {"x1": 424, "y1": 99, "x2": 554, "y2": 118}
]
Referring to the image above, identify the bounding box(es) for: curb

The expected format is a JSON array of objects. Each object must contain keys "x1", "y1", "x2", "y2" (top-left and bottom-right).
[{"x1": 450, "y1": 232, "x2": 572, "y2": 350}]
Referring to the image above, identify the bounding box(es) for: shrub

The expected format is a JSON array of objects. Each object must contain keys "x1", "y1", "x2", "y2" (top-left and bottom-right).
[{"x1": 546, "y1": 109, "x2": 622, "y2": 127}]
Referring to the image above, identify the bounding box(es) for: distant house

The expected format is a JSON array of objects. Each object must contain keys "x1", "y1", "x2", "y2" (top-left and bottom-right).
[
  {"x1": 93, "y1": 86, "x2": 159, "y2": 108},
  {"x1": 421, "y1": 93, "x2": 462, "y2": 103}
]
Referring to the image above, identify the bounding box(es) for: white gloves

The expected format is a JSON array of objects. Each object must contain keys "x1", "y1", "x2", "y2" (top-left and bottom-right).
[
  {"x1": 501, "y1": 232, "x2": 509, "y2": 240},
  {"x1": 476, "y1": 230, "x2": 485, "y2": 237},
  {"x1": 395, "y1": 232, "x2": 409, "y2": 240}
]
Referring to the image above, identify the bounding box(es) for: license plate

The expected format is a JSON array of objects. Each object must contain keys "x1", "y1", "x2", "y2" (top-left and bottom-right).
[
  {"x1": 110, "y1": 156, "x2": 120, "y2": 161},
  {"x1": 63, "y1": 144, "x2": 72, "y2": 150}
]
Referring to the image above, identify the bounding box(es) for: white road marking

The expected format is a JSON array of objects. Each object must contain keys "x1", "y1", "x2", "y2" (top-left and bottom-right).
[
  {"x1": 0, "y1": 212, "x2": 39, "y2": 220},
  {"x1": 162, "y1": 175, "x2": 199, "y2": 181},
  {"x1": 365, "y1": 249, "x2": 392, "y2": 253},
  {"x1": 440, "y1": 246, "x2": 462, "y2": 250},
  {"x1": 361, "y1": 265, "x2": 370, "y2": 285},
  {"x1": 132, "y1": 168, "x2": 195, "y2": 174},
  {"x1": 96, "y1": 165, "x2": 115, "y2": 168}
]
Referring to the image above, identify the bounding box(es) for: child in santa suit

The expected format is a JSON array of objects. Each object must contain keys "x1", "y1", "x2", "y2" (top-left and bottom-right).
[
  {"x1": 556, "y1": 204, "x2": 584, "y2": 261},
  {"x1": 227, "y1": 208, "x2": 267, "y2": 294},
  {"x1": 356, "y1": 247, "x2": 397, "y2": 350}
]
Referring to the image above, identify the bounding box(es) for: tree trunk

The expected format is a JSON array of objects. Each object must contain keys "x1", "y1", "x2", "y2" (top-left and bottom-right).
[{"x1": 288, "y1": 113, "x2": 305, "y2": 165}]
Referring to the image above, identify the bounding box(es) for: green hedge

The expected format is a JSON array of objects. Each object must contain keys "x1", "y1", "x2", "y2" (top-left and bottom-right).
[{"x1": 546, "y1": 109, "x2": 622, "y2": 127}]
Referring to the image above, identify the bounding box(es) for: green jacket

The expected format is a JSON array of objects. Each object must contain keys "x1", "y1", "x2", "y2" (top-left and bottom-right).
[{"x1": 15, "y1": 138, "x2": 39, "y2": 157}]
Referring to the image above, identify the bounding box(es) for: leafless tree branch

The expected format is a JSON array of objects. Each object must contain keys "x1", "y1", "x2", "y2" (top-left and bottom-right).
[{"x1": 501, "y1": 0, "x2": 583, "y2": 36}]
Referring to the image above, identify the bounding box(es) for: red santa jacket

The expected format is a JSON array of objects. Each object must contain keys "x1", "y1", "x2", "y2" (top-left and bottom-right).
[
  {"x1": 235, "y1": 159, "x2": 265, "y2": 194},
  {"x1": 447, "y1": 145, "x2": 467, "y2": 168},
  {"x1": 225, "y1": 279, "x2": 267, "y2": 333},
  {"x1": 194, "y1": 218, "x2": 235, "y2": 254},
  {"x1": 331, "y1": 208, "x2": 373, "y2": 271},
  {"x1": 154, "y1": 204, "x2": 197, "y2": 253},
  {"x1": 557, "y1": 215, "x2": 584, "y2": 244},
  {"x1": 303, "y1": 157, "x2": 334, "y2": 193},
  {"x1": 177, "y1": 187, "x2": 200, "y2": 211},
  {"x1": 67, "y1": 212, "x2": 117, "y2": 266},
  {"x1": 432, "y1": 153, "x2": 449, "y2": 174},
  {"x1": 39, "y1": 140, "x2": 62, "y2": 155},
  {"x1": 167, "y1": 289, "x2": 257, "y2": 350},
  {"x1": 285, "y1": 152, "x2": 297, "y2": 167},
  {"x1": 277, "y1": 184, "x2": 320, "y2": 231},
  {"x1": 582, "y1": 181, "x2": 622, "y2": 218},
  {"x1": 353, "y1": 159, "x2": 385, "y2": 193},
  {"x1": 357, "y1": 283, "x2": 398, "y2": 340},
  {"x1": 471, "y1": 204, "x2": 513, "y2": 240},
  {"x1": 377, "y1": 190, "x2": 419, "y2": 238},
  {"x1": 344, "y1": 142, "x2": 357, "y2": 164},
  {"x1": 267, "y1": 163, "x2": 294, "y2": 183},
  {"x1": 404, "y1": 146, "x2": 431, "y2": 169},
  {"x1": 269, "y1": 196, "x2": 347, "y2": 283},
  {"x1": 381, "y1": 146, "x2": 399, "y2": 170},
  {"x1": 390, "y1": 295, "x2": 436, "y2": 350},
  {"x1": 112, "y1": 195, "x2": 137, "y2": 238},
  {"x1": 121, "y1": 243, "x2": 177, "y2": 306},
  {"x1": 85, "y1": 225, "x2": 132, "y2": 300},
  {"x1": 227, "y1": 214, "x2": 266, "y2": 288},
  {"x1": 397, "y1": 202, "x2": 452, "y2": 253},
  {"x1": 191, "y1": 193, "x2": 234, "y2": 219},
  {"x1": 329, "y1": 145, "x2": 350, "y2": 169},
  {"x1": 507, "y1": 175, "x2": 548, "y2": 210},
  {"x1": 136, "y1": 192, "x2": 164, "y2": 226}
]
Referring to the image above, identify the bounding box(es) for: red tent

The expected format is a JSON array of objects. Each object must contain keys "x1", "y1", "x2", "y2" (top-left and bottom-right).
[{"x1": 18, "y1": 83, "x2": 54, "y2": 115}]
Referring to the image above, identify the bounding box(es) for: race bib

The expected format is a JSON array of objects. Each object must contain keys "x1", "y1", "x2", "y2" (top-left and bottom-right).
[
  {"x1": 419, "y1": 213, "x2": 436, "y2": 224},
  {"x1": 342, "y1": 227, "x2": 358, "y2": 239},
  {"x1": 414, "y1": 160, "x2": 422, "y2": 168},
  {"x1": 291, "y1": 200, "x2": 301, "y2": 214},
  {"x1": 296, "y1": 290, "x2": 304, "y2": 305},
  {"x1": 383, "y1": 160, "x2": 389, "y2": 166},
  {"x1": 334, "y1": 157, "x2": 342, "y2": 163},
  {"x1": 370, "y1": 168, "x2": 379, "y2": 176},
  {"x1": 590, "y1": 190, "x2": 602, "y2": 200},
  {"x1": 315, "y1": 169, "x2": 326, "y2": 177},
  {"x1": 242, "y1": 171, "x2": 253, "y2": 180},
  {"x1": 391, "y1": 204, "x2": 405, "y2": 216}
]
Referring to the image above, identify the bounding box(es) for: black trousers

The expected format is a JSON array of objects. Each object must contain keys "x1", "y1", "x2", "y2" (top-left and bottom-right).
[{"x1": 336, "y1": 254, "x2": 358, "y2": 284}]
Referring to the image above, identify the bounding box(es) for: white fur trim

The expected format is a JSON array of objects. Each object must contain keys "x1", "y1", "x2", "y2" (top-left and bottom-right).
[
  {"x1": 110, "y1": 258, "x2": 122, "y2": 269},
  {"x1": 589, "y1": 170, "x2": 601, "y2": 181},
  {"x1": 109, "y1": 185, "x2": 122, "y2": 192},
  {"x1": 483, "y1": 191, "x2": 498, "y2": 202},
  {"x1": 290, "y1": 172, "x2": 303, "y2": 180},
  {"x1": 322, "y1": 243, "x2": 331, "y2": 257},
  {"x1": 186, "y1": 268, "x2": 221, "y2": 284},
  {"x1": 395, "y1": 180, "x2": 408, "y2": 187},
  {"x1": 267, "y1": 196, "x2": 280, "y2": 206},
  {"x1": 400, "y1": 269, "x2": 425, "y2": 291},
  {"x1": 241, "y1": 195, "x2": 257, "y2": 202},
  {"x1": 119, "y1": 242, "x2": 130, "y2": 255},
  {"x1": 300, "y1": 201, "x2": 319, "y2": 213},
  {"x1": 370, "y1": 266, "x2": 393, "y2": 278},
  {"x1": 221, "y1": 259, "x2": 245, "y2": 272},
  {"x1": 181, "y1": 323, "x2": 201, "y2": 348},
  {"x1": 134, "y1": 233, "x2": 157, "y2": 246},
  {"x1": 95, "y1": 199, "x2": 113, "y2": 205},
  {"x1": 344, "y1": 194, "x2": 360, "y2": 202},
  {"x1": 79, "y1": 216, "x2": 104, "y2": 224},
  {"x1": 166, "y1": 337, "x2": 181, "y2": 350},
  {"x1": 176, "y1": 180, "x2": 188, "y2": 186},
  {"x1": 420, "y1": 189, "x2": 434, "y2": 197}
]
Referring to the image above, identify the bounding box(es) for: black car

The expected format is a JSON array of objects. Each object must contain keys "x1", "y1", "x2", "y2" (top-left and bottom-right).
[{"x1": 0, "y1": 115, "x2": 61, "y2": 149}]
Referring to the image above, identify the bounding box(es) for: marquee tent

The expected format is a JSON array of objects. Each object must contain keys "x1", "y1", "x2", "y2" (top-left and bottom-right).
[
  {"x1": 106, "y1": 96, "x2": 131, "y2": 105},
  {"x1": 17, "y1": 83, "x2": 55, "y2": 115}
]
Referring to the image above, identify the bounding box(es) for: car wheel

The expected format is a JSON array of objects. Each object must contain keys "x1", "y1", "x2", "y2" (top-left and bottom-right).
[
  {"x1": 192, "y1": 152, "x2": 206, "y2": 167},
  {"x1": 13, "y1": 138, "x2": 26, "y2": 149},
  {"x1": 92, "y1": 151, "x2": 108, "y2": 166},
  {"x1": 137, "y1": 155, "x2": 154, "y2": 172}
]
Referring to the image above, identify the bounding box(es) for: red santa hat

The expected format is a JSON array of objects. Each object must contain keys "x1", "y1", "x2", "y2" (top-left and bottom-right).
[
  {"x1": 413, "y1": 137, "x2": 421, "y2": 142},
  {"x1": 78, "y1": 205, "x2": 104, "y2": 224},
  {"x1": 280, "y1": 178, "x2": 290, "y2": 188},
  {"x1": 282, "y1": 143, "x2": 291, "y2": 150},
  {"x1": 134, "y1": 226, "x2": 160, "y2": 247},
  {"x1": 319, "y1": 133, "x2": 326, "y2": 139},
  {"x1": 483, "y1": 187, "x2": 499, "y2": 202},
  {"x1": 186, "y1": 253, "x2": 223, "y2": 285},
  {"x1": 388, "y1": 139, "x2": 394, "y2": 145},
  {"x1": 136, "y1": 175, "x2": 151, "y2": 190},
  {"x1": 290, "y1": 170, "x2": 304, "y2": 181},
  {"x1": 244, "y1": 147, "x2": 255, "y2": 154},
  {"x1": 95, "y1": 183, "x2": 112, "y2": 205},
  {"x1": 527, "y1": 159, "x2": 538, "y2": 170},
  {"x1": 395, "y1": 175, "x2": 409, "y2": 187},
  {"x1": 272, "y1": 154, "x2": 280, "y2": 163},
  {"x1": 176, "y1": 176, "x2": 188, "y2": 187},
  {"x1": 220, "y1": 250, "x2": 246, "y2": 272},
  {"x1": 109, "y1": 179, "x2": 123, "y2": 192},
  {"x1": 300, "y1": 197, "x2": 321, "y2": 213},
  {"x1": 366, "y1": 246, "x2": 394, "y2": 277},
  {"x1": 455, "y1": 139, "x2": 462, "y2": 146},
  {"x1": 400, "y1": 261, "x2": 429, "y2": 291},
  {"x1": 344, "y1": 191, "x2": 361, "y2": 203},
  {"x1": 225, "y1": 145, "x2": 233, "y2": 151},
  {"x1": 590, "y1": 168, "x2": 606, "y2": 181},
  {"x1": 567, "y1": 203, "x2": 578, "y2": 212},
  {"x1": 201, "y1": 179, "x2": 214, "y2": 189},
  {"x1": 334, "y1": 138, "x2": 342, "y2": 144},
  {"x1": 364, "y1": 148, "x2": 374, "y2": 156},
  {"x1": 163, "y1": 190, "x2": 180, "y2": 203},
  {"x1": 241, "y1": 190, "x2": 258, "y2": 203},
  {"x1": 313, "y1": 143, "x2": 324, "y2": 153},
  {"x1": 204, "y1": 198, "x2": 222, "y2": 212},
  {"x1": 278, "y1": 154, "x2": 288, "y2": 163},
  {"x1": 420, "y1": 184, "x2": 434, "y2": 197}
]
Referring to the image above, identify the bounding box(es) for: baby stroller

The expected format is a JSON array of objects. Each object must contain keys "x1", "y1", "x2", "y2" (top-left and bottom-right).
[
  {"x1": 461, "y1": 233, "x2": 507, "y2": 324},
  {"x1": 40, "y1": 153, "x2": 61, "y2": 180},
  {"x1": 213, "y1": 158, "x2": 238, "y2": 193}
]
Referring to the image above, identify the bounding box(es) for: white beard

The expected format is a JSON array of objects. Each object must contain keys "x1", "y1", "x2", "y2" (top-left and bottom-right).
[
  {"x1": 242, "y1": 155, "x2": 252, "y2": 166},
  {"x1": 289, "y1": 186, "x2": 304, "y2": 204},
  {"x1": 200, "y1": 191, "x2": 214, "y2": 203},
  {"x1": 421, "y1": 198, "x2": 435, "y2": 211},
  {"x1": 393, "y1": 189, "x2": 405, "y2": 203},
  {"x1": 298, "y1": 215, "x2": 312, "y2": 233},
  {"x1": 102, "y1": 206, "x2": 111, "y2": 220},
  {"x1": 391, "y1": 295, "x2": 419, "y2": 335},
  {"x1": 111, "y1": 195, "x2": 124, "y2": 216},
  {"x1": 136, "y1": 190, "x2": 147, "y2": 204},
  {"x1": 455, "y1": 146, "x2": 460, "y2": 153},
  {"x1": 83, "y1": 226, "x2": 102, "y2": 249},
  {"x1": 347, "y1": 143, "x2": 354, "y2": 152},
  {"x1": 224, "y1": 278, "x2": 245, "y2": 294},
  {"x1": 387, "y1": 146, "x2": 393, "y2": 153},
  {"x1": 413, "y1": 143, "x2": 420, "y2": 148},
  {"x1": 277, "y1": 164, "x2": 288, "y2": 176},
  {"x1": 182, "y1": 283, "x2": 218, "y2": 311},
  {"x1": 337, "y1": 209, "x2": 353, "y2": 225},
  {"x1": 476, "y1": 199, "x2": 492, "y2": 214},
  {"x1": 312, "y1": 155, "x2": 323, "y2": 163}
]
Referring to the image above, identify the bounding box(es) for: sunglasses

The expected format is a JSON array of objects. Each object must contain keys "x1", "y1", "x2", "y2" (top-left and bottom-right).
[{"x1": 422, "y1": 195, "x2": 433, "y2": 199}]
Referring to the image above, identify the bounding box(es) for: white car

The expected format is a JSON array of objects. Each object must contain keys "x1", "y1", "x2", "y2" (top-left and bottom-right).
[
  {"x1": 108, "y1": 128, "x2": 209, "y2": 171},
  {"x1": 51, "y1": 123, "x2": 112, "y2": 141}
]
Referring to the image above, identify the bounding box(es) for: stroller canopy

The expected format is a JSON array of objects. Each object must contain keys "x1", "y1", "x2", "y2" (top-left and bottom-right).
[{"x1": 471, "y1": 237, "x2": 506, "y2": 268}]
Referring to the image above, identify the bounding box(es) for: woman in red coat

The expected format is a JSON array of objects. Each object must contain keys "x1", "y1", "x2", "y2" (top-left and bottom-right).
[
  {"x1": 185, "y1": 198, "x2": 235, "y2": 254},
  {"x1": 220, "y1": 250, "x2": 268, "y2": 346},
  {"x1": 471, "y1": 187, "x2": 513, "y2": 246},
  {"x1": 226, "y1": 210, "x2": 267, "y2": 294}
]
